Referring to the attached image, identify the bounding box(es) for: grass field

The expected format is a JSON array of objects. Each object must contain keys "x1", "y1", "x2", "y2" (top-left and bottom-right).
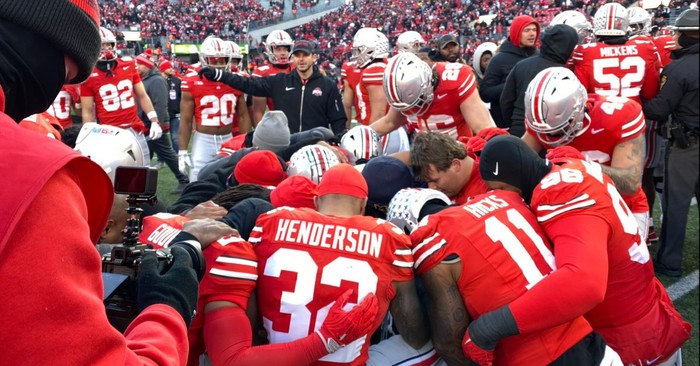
[{"x1": 153, "y1": 162, "x2": 700, "y2": 363}]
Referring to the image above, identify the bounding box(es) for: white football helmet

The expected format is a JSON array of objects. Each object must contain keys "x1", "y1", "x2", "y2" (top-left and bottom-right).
[
  {"x1": 340, "y1": 125, "x2": 381, "y2": 164},
  {"x1": 627, "y1": 7, "x2": 652, "y2": 36},
  {"x1": 227, "y1": 41, "x2": 243, "y2": 60},
  {"x1": 74, "y1": 122, "x2": 150, "y2": 182},
  {"x1": 549, "y1": 10, "x2": 594, "y2": 44},
  {"x1": 265, "y1": 30, "x2": 294, "y2": 65},
  {"x1": 287, "y1": 145, "x2": 340, "y2": 184},
  {"x1": 383, "y1": 52, "x2": 434, "y2": 116},
  {"x1": 99, "y1": 27, "x2": 117, "y2": 61},
  {"x1": 593, "y1": 3, "x2": 630, "y2": 37},
  {"x1": 524, "y1": 67, "x2": 588, "y2": 147},
  {"x1": 200, "y1": 36, "x2": 232, "y2": 69},
  {"x1": 396, "y1": 31, "x2": 426, "y2": 54},
  {"x1": 387, "y1": 188, "x2": 450, "y2": 234},
  {"x1": 351, "y1": 28, "x2": 390, "y2": 68}
]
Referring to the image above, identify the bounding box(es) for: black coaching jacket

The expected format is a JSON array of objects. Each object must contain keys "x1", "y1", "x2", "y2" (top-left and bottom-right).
[{"x1": 216, "y1": 65, "x2": 346, "y2": 135}]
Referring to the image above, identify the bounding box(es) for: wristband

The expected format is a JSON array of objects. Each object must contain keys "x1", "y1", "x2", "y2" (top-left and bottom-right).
[{"x1": 147, "y1": 111, "x2": 158, "y2": 120}]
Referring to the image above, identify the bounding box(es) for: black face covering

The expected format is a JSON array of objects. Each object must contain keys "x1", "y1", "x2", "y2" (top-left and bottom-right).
[
  {"x1": 0, "y1": 21, "x2": 66, "y2": 121},
  {"x1": 479, "y1": 135, "x2": 553, "y2": 204}
]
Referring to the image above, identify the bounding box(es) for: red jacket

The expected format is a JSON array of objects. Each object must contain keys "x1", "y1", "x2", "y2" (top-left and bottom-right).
[{"x1": 0, "y1": 88, "x2": 189, "y2": 365}]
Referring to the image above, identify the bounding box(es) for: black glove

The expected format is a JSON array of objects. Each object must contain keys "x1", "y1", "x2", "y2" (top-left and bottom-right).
[
  {"x1": 137, "y1": 246, "x2": 199, "y2": 327},
  {"x1": 199, "y1": 67, "x2": 226, "y2": 82}
]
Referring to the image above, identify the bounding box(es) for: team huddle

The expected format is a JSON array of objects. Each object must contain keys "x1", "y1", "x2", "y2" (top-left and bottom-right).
[{"x1": 2, "y1": 0, "x2": 697, "y2": 365}]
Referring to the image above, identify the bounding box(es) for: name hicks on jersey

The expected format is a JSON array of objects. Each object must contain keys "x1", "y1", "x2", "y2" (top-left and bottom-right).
[
  {"x1": 463, "y1": 195, "x2": 511, "y2": 219},
  {"x1": 600, "y1": 45, "x2": 639, "y2": 57},
  {"x1": 274, "y1": 219, "x2": 383, "y2": 258}
]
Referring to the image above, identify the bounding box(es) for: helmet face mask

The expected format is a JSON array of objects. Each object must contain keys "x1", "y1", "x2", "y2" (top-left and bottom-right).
[
  {"x1": 200, "y1": 37, "x2": 232, "y2": 70},
  {"x1": 627, "y1": 8, "x2": 652, "y2": 36},
  {"x1": 383, "y1": 53, "x2": 435, "y2": 117},
  {"x1": 525, "y1": 67, "x2": 587, "y2": 147},
  {"x1": 227, "y1": 41, "x2": 243, "y2": 67},
  {"x1": 99, "y1": 27, "x2": 117, "y2": 61},
  {"x1": 265, "y1": 30, "x2": 294, "y2": 65},
  {"x1": 397, "y1": 31, "x2": 426, "y2": 54},
  {"x1": 549, "y1": 10, "x2": 594, "y2": 44},
  {"x1": 594, "y1": 3, "x2": 630, "y2": 37},
  {"x1": 351, "y1": 28, "x2": 390, "y2": 68}
]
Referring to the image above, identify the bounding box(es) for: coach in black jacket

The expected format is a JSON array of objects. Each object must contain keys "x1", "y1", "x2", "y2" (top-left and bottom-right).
[{"x1": 199, "y1": 40, "x2": 346, "y2": 135}]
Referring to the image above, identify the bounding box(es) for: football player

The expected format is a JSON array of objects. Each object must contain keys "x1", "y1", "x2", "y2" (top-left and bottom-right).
[
  {"x1": 395, "y1": 31, "x2": 426, "y2": 55},
  {"x1": 340, "y1": 58, "x2": 363, "y2": 128},
  {"x1": 135, "y1": 212, "x2": 379, "y2": 366},
  {"x1": 351, "y1": 28, "x2": 391, "y2": 125},
  {"x1": 179, "y1": 36, "x2": 251, "y2": 181},
  {"x1": 252, "y1": 30, "x2": 295, "y2": 125},
  {"x1": 249, "y1": 164, "x2": 430, "y2": 365},
  {"x1": 408, "y1": 187, "x2": 622, "y2": 365},
  {"x1": 467, "y1": 135, "x2": 691, "y2": 366},
  {"x1": 47, "y1": 84, "x2": 80, "y2": 128},
  {"x1": 372, "y1": 52, "x2": 494, "y2": 140},
  {"x1": 410, "y1": 131, "x2": 490, "y2": 205},
  {"x1": 653, "y1": 26, "x2": 677, "y2": 67},
  {"x1": 571, "y1": 3, "x2": 661, "y2": 105},
  {"x1": 522, "y1": 67, "x2": 650, "y2": 239},
  {"x1": 81, "y1": 27, "x2": 163, "y2": 141}
]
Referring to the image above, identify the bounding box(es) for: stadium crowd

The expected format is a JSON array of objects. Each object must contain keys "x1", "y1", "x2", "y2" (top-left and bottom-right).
[{"x1": 1, "y1": 0, "x2": 698, "y2": 365}]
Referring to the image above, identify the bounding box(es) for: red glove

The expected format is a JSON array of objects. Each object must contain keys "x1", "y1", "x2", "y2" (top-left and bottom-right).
[
  {"x1": 463, "y1": 332, "x2": 495, "y2": 366},
  {"x1": 466, "y1": 128, "x2": 509, "y2": 157},
  {"x1": 466, "y1": 136, "x2": 487, "y2": 157},
  {"x1": 316, "y1": 290, "x2": 379, "y2": 353},
  {"x1": 546, "y1": 145, "x2": 585, "y2": 164},
  {"x1": 476, "y1": 127, "x2": 509, "y2": 141}
]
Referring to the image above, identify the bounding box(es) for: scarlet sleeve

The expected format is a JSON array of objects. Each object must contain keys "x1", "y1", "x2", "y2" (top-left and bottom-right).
[
  {"x1": 509, "y1": 214, "x2": 609, "y2": 334},
  {"x1": 456, "y1": 65, "x2": 477, "y2": 104},
  {"x1": 204, "y1": 306, "x2": 327, "y2": 366},
  {"x1": 640, "y1": 44, "x2": 661, "y2": 102},
  {"x1": 0, "y1": 168, "x2": 188, "y2": 365},
  {"x1": 80, "y1": 78, "x2": 95, "y2": 97}
]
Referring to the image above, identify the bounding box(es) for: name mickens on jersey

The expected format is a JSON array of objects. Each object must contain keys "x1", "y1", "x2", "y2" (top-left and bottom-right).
[
  {"x1": 599, "y1": 45, "x2": 639, "y2": 57},
  {"x1": 274, "y1": 219, "x2": 383, "y2": 258}
]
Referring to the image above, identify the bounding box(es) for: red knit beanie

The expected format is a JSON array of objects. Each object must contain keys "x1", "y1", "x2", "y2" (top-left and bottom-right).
[{"x1": 234, "y1": 150, "x2": 287, "y2": 187}]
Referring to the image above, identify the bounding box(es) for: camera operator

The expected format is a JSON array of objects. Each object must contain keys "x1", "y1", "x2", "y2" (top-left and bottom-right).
[{"x1": 0, "y1": 1, "x2": 234, "y2": 364}]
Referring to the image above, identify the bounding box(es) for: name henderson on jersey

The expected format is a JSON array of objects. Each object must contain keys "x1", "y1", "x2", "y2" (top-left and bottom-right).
[{"x1": 274, "y1": 218, "x2": 383, "y2": 258}]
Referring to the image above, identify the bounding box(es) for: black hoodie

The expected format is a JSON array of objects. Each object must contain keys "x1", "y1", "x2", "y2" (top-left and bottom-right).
[{"x1": 500, "y1": 24, "x2": 579, "y2": 137}]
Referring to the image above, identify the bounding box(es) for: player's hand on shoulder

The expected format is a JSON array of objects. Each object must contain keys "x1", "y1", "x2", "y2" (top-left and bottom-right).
[{"x1": 183, "y1": 218, "x2": 239, "y2": 249}]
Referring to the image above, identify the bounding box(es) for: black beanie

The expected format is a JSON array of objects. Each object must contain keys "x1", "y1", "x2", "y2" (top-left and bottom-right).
[
  {"x1": 479, "y1": 135, "x2": 552, "y2": 204},
  {"x1": 0, "y1": 0, "x2": 101, "y2": 83}
]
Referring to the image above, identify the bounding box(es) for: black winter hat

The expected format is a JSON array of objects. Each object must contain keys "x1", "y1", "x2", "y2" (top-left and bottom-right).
[{"x1": 0, "y1": 0, "x2": 101, "y2": 83}]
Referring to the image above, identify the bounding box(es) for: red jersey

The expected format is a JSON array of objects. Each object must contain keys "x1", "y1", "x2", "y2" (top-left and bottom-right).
[
  {"x1": 415, "y1": 62, "x2": 478, "y2": 139},
  {"x1": 47, "y1": 85, "x2": 79, "y2": 128},
  {"x1": 253, "y1": 63, "x2": 293, "y2": 111},
  {"x1": 81, "y1": 58, "x2": 144, "y2": 129},
  {"x1": 531, "y1": 160, "x2": 690, "y2": 363},
  {"x1": 526, "y1": 94, "x2": 648, "y2": 213},
  {"x1": 411, "y1": 190, "x2": 592, "y2": 365},
  {"x1": 249, "y1": 207, "x2": 414, "y2": 366},
  {"x1": 653, "y1": 35, "x2": 676, "y2": 67},
  {"x1": 19, "y1": 112, "x2": 62, "y2": 140},
  {"x1": 341, "y1": 61, "x2": 363, "y2": 123},
  {"x1": 451, "y1": 158, "x2": 489, "y2": 205},
  {"x1": 356, "y1": 61, "x2": 387, "y2": 125},
  {"x1": 572, "y1": 38, "x2": 661, "y2": 104},
  {"x1": 182, "y1": 65, "x2": 245, "y2": 128}
]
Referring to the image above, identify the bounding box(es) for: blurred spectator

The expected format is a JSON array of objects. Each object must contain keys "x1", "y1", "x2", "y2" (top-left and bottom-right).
[{"x1": 480, "y1": 15, "x2": 540, "y2": 131}]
